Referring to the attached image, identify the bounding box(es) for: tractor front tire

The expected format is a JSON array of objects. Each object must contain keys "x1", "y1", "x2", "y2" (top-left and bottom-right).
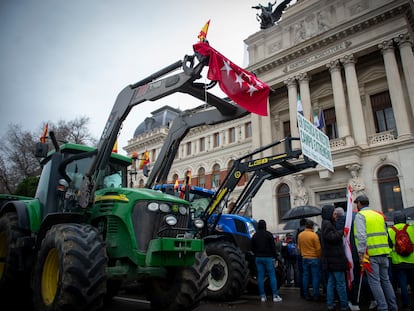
[
  {"x1": 146, "y1": 251, "x2": 209, "y2": 311},
  {"x1": 205, "y1": 240, "x2": 249, "y2": 301},
  {"x1": 32, "y1": 223, "x2": 107, "y2": 311}
]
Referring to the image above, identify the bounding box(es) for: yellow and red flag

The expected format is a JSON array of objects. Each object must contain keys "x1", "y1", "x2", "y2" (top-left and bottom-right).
[
  {"x1": 197, "y1": 20, "x2": 210, "y2": 42},
  {"x1": 112, "y1": 139, "x2": 118, "y2": 153},
  {"x1": 139, "y1": 150, "x2": 150, "y2": 170},
  {"x1": 40, "y1": 123, "x2": 48, "y2": 143},
  {"x1": 174, "y1": 179, "x2": 179, "y2": 191}
]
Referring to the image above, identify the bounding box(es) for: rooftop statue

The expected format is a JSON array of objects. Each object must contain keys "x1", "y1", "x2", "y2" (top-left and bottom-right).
[{"x1": 252, "y1": 0, "x2": 292, "y2": 30}]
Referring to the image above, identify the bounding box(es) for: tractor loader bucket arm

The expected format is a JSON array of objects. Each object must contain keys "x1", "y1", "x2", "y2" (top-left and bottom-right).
[
  {"x1": 145, "y1": 104, "x2": 248, "y2": 188},
  {"x1": 201, "y1": 137, "x2": 317, "y2": 231},
  {"x1": 77, "y1": 52, "x2": 247, "y2": 208}
]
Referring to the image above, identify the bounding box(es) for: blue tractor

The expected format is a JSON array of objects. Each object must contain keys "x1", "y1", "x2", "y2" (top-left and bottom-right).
[{"x1": 151, "y1": 136, "x2": 317, "y2": 300}]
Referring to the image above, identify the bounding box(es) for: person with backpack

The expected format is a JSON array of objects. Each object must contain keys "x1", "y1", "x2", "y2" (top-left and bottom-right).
[
  {"x1": 353, "y1": 194, "x2": 397, "y2": 311},
  {"x1": 285, "y1": 235, "x2": 299, "y2": 287},
  {"x1": 387, "y1": 211, "x2": 414, "y2": 311}
]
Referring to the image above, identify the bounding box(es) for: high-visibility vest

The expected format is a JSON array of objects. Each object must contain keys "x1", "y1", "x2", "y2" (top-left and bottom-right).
[
  {"x1": 355, "y1": 209, "x2": 391, "y2": 256},
  {"x1": 388, "y1": 223, "x2": 414, "y2": 264}
]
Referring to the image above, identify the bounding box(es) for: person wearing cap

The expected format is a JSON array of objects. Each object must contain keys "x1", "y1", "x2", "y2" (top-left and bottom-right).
[
  {"x1": 353, "y1": 194, "x2": 397, "y2": 311},
  {"x1": 387, "y1": 211, "x2": 414, "y2": 311}
]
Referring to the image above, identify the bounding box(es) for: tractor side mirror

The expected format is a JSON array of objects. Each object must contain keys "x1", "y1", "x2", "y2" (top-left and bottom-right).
[{"x1": 35, "y1": 142, "x2": 49, "y2": 158}]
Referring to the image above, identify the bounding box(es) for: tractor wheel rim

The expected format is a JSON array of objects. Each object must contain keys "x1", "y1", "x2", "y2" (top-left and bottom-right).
[
  {"x1": 41, "y1": 248, "x2": 59, "y2": 305},
  {"x1": 207, "y1": 255, "x2": 228, "y2": 291}
]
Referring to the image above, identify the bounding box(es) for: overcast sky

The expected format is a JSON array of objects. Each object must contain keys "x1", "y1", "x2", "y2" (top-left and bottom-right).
[{"x1": 0, "y1": 0, "x2": 293, "y2": 154}]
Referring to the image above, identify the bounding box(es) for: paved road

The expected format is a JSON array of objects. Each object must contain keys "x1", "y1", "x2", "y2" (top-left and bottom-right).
[
  {"x1": 104, "y1": 286, "x2": 377, "y2": 311},
  {"x1": 107, "y1": 285, "x2": 414, "y2": 311}
]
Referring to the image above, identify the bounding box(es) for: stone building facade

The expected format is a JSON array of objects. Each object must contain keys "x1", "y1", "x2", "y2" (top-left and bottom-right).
[{"x1": 125, "y1": 0, "x2": 414, "y2": 232}]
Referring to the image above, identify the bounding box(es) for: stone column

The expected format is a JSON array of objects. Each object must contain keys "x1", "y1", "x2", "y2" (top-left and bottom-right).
[
  {"x1": 326, "y1": 60, "x2": 352, "y2": 143},
  {"x1": 341, "y1": 54, "x2": 367, "y2": 146},
  {"x1": 395, "y1": 33, "x2": 414, "y2": 117},
  {"x1": 285, "y1": 78, "x2": 300, "y2": 149},
  {"x1": 297, "y1": 72, "x2": 312, "y2": 120},
  {"x1": 378, "y1": 40, "x2": 411, "y2": 138}
]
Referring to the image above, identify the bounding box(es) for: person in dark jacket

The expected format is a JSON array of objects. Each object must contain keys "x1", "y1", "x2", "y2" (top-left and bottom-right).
[
  {"x1": 251, "y1": 219, "x2": 282, "y2": 303},
  {"x1": 321, "y1": 205, "x2": 349, "y2": 311}
]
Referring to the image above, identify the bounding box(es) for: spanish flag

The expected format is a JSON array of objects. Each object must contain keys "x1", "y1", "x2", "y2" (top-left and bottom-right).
[
  {"x1": 40, "y1": 123, "x2": 48, "y2": 143},
  {"x1": 197, "y1": 19, "x2": 210, "y2": 42},
  {"x1": 174, "y1": 179, "x2": 179, "y2": 191},
  {"x1": 112, "y1": 139, "x2": 118, "y2": 153}
]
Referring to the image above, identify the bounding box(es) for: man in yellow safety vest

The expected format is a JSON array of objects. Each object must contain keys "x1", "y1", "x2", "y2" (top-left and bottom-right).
[{"x1": 353, "y1": 194, "x2": 397, "y2": 311}]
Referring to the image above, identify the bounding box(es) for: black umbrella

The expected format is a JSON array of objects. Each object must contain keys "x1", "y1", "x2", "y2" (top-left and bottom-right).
[
  {"x1": 283, "y1": 219, "x2": 301, "y2": 230},
  {"x1": 282, "y1": 205, "x2": 321, "y2": 220},
  {"x1": 403, "y1": 206, "x2": 414, "y2": 219}
]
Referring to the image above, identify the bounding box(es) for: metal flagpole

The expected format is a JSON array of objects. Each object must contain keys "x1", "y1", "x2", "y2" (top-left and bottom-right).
[{"x1": 356, "y1": 268, "x2": 364, "y2": 304}]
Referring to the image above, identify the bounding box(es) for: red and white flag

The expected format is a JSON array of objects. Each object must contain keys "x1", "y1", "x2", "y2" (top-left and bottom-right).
[
  {"x1": 344, "y1": 184, "x2": 354, "y2": 290},
  {"x1": 193, "y1": 42, "x2": 270, "y2": 116}
]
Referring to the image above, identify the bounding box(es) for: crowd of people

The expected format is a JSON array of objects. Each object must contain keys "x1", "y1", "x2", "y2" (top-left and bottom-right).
[{"x1": 251, "y1": 194, "x2": 414, "y2": 311}]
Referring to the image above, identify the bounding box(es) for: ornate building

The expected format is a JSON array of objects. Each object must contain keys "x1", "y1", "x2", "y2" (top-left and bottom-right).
[{"x1": 126, "y1": 0, "x2": 414, "y2": 232}]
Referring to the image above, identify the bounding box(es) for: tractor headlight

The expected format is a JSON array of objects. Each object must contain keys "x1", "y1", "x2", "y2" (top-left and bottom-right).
[
  {"x1": 247, "y1": 222, "x2": 256, "y2": 238},
  {"x1": 193, "y1": 218, "x2": 204, "y2": 229},
  {"x1": 159, "y1": 203, "x2": 170, "y2": 213},
  {"x1": 148, "y1": 202, "x2": 159, "y2": 212},
  {"x1": 165, "y1": 215, "x2": 177, "y2": 226},
  {"x1": 178, "y1": 205, "x2": 188, "y2": 215}
]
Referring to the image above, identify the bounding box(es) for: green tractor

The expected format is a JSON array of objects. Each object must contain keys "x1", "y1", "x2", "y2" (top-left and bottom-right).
[
  {"x1": 0, "y1": 49, "x2": 229, "y2": 310},
  {"x1": 0, "y1": 137, "x2": 208, "y2": 310}
]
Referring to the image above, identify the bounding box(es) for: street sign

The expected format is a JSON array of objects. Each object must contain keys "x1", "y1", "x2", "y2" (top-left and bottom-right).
[{"x1": 297, "y1": 112, "x2": 334, "y2": 172}]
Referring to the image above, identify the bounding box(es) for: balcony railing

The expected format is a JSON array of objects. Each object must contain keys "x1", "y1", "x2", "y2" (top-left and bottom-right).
[{"x1": 368, "y1": 130, "x2": 396, "y2": 146}]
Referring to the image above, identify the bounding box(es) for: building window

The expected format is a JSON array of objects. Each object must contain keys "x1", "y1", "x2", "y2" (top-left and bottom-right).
[
  {"x1": 371, "y1": 91, "x2": 397, "y2": 136},
  {"x1": 212, "y1": 163, "x2": 221, "y2": 189},
  {"x1": 324, "y1": 107, "x2": 338, "y2": 139},
  {"x1": 151, "y1": 149, "x2": 156, "y2": 162},
  {"x1": 186, "y1": 141, "x2": 192, "y2": 156},
  {"x1": 138, "y1": 179, "x2": 145, "y2": 188},
  {"x1": 245, "y1": 122, "x2": 252, "y2": 138},
  {"x1": 229, "y1": 127, "x2": 236, "y2": 143},
  {"x1": 197, "y1": 167, "x2": 206, "y2": 188},
  {"x1": 213, "y1": 132, "x2": 220, "y2": 147},
  {"x1": 277, "y1": 183, "x2": 291, "y2": 223},
  {"x1": 283, "y1": 121, "x2": 291, "y2": 138},
  {"x1": 199, "y1": 137, "x2": 205, "y2": 152},
  {"x1": 377, "y1": 165, "x2": 403, "y2": 215}
]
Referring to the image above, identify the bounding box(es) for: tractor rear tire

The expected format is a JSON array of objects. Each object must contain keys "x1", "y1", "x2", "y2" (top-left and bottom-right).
[
  {"x1": 146, "y1": 251, "x2": 209, "y2": 311},
  {"x1": 0, "y1": 212, "x2": 32, "y2": 307},
  {"x1": 31, "y1": 223, "x2": 107, "y2": 311},
  {"x1": 205, "y1": 240, "x2": 249, "y2": 301}
]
